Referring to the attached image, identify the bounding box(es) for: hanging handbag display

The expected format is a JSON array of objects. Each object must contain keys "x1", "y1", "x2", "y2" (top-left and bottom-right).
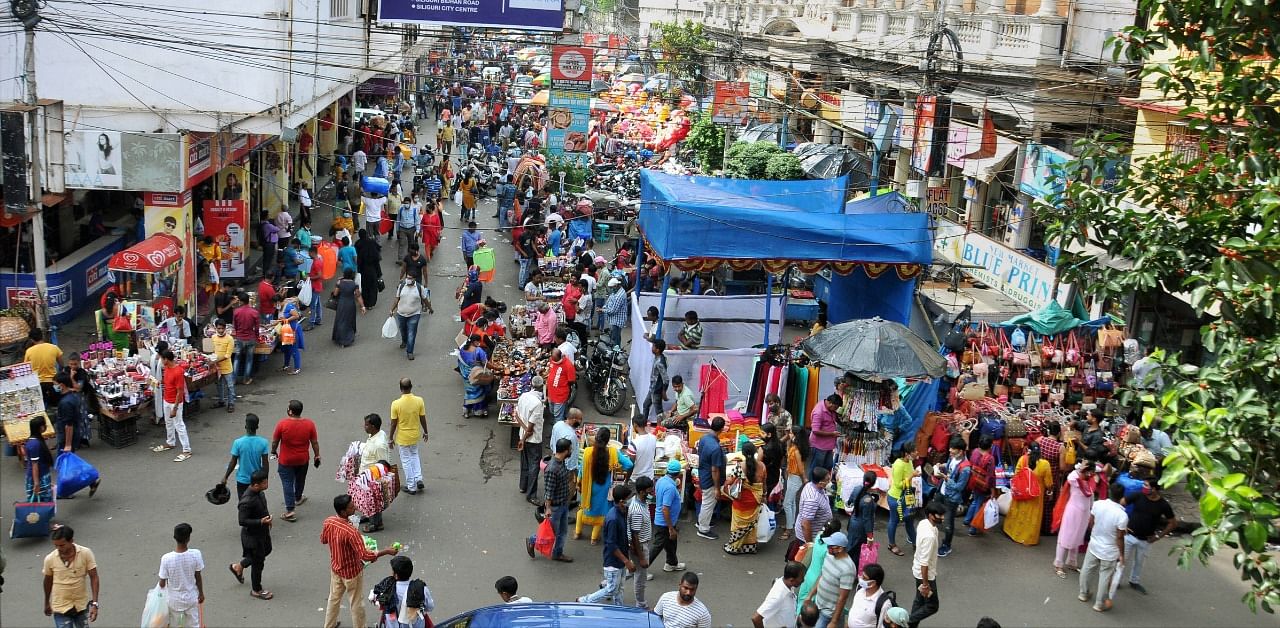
[
  {"x1": 1028, "y1": 334, "x2": 1043, "y2": 367},
  {"x1": 1041, "y1": 336, "x2": 1057, "y2": 362},
  {"x1": 1098, "y1": 324, "x2": 1125, "y2": 350}
]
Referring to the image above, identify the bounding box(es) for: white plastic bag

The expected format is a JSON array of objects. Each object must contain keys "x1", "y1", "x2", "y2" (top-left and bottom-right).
[
  {"x1": 141, "y1": 585, "x2": 168, "y2": 628},
  {"x1": 298, "y1": 278, "x2": 313, "y2": 305},
  {"x1": 454, "y1": 190, "x2": 463, "y2": 206},
  {"x1": 381, "y1": 316, "x2": 398, "y2": 339},
  {"x1": 982, "y1": 497, "x2": 1001, "y2": 530},
  {"x1": 757, "y1": 507, "x2": 777, "y2": 544},
  {"x1": 1108, "y1": 563, "x2": 1124, "y2": 598}
]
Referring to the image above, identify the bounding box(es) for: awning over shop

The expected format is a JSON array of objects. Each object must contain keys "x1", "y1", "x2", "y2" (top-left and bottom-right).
[
  {"x1": 948, "y1": 121, "x2": 1020, "y2": 183},
  {"x1": 108, "y1": 234, "x2": 183, "y2": 273},
  {"x1": 638, "y1": 171, "x2": 932, "y2": 275}
]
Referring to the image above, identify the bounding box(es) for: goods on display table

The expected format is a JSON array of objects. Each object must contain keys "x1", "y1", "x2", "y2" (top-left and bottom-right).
[
  {"x1": 1, "y1": 362, "x2": 53, "y2": 444},
  {"x1": 486, "y1": 337, "x2": 546, "y2": 375},
  {"x1": 496, "y1": 372, "x2": 535, "y2": 426},
  {"x1": 82, "y1": 342, "x2": 154, "y2": 418},
  {"x1": 508, "y1": 304, "x2": 565, "y2": 339}
]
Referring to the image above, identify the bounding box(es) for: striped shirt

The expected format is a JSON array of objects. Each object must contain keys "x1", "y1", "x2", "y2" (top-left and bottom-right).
[
  {"x1": 320, "y1": 515, "x2": 378, "y2": 579},
  {"x1": 628, "y1": 495, "x2": 653, "y2": 544},
  {"x1": 653, "y1": 591, "x2": 712, "y2": 628},
  {"x1": 796, "y1": 482, "x2": 832, "y2": 543}
]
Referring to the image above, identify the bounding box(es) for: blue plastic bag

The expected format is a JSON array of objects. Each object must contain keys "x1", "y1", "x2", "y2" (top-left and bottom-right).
[{"x1": 54, "y1": 452, "x2": 100, "y2": 497}]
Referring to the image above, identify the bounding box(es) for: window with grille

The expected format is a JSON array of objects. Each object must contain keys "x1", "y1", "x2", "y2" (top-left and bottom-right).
[
  {"x1": 330, "y1": 0, "x2": 350, "y2": 19},
  {"x1": 1165, "y1": 121, "x2": 1202, "y2": 164}
]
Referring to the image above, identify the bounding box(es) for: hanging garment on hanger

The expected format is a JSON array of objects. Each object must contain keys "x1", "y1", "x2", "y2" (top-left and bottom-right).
[{"x1": 699, "y1": 363, "x2": 729, "y2": 417}]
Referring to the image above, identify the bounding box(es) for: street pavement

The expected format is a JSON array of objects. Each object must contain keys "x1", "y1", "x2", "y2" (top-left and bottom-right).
[{"x1": 1, "y1": 175, "x2": 1269, "y2": 628}]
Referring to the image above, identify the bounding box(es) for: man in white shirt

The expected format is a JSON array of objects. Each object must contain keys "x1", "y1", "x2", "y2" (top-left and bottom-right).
[
  {"x1": 844, "y1": 563, "x2": 892, "y2": 628},
  {"x1": 1079, "y1": 483, "x2": 1129, "y2": 612},
  {"x1": 495, "y1": 576, "x2": 532, "y2": 604},
  {"x1": 909, "y1": 501, "x2": 945, "y2": 627},
  {"x1": 752, "y1": 561, "x2": 804, "y2": 628},
  {"x1": 629, "y1": 415, "x2": 658, "y2": 482},
  {"x1": 551, "y1": 408, "x2": 583, "y2": 476},
  {"x1": 362, "y1": 193, "x2": 387, "y2": 243},
  {"x1": 654, "y1": 572, "x2": 712, "y2": 628},
  {"x1": 516, "y1": 376, "x2": 547, "y2": 505},
  {"x1": 158, "y1": 523, "x2": 204, "y2": 628}
]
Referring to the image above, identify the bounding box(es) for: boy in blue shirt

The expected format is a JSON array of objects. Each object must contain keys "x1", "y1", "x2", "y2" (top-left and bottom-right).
[
  {"x1": 221, "y1": 414, "x2": 270, "y2": 498},
  {"x1": 651, "y1": 460, "x2": 687, "y2": 572}
]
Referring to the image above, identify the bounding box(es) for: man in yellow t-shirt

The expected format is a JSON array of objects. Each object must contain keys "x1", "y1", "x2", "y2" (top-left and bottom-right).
[
  {"x1": 389, "y1": 377, "x2": 428, "y2": 494},
  {"x1": 24, "y1": 328, "x2": 64, "y2": 406},
  {"x1": 210, "y1": 319, "x2": 237, "y2": 413},
  {"x1": 43, "y1": 524, "x2": 100, "y2": 624}
]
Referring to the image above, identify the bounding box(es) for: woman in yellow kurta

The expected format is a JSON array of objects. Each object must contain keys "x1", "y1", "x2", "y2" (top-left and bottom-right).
[
  {"x1": 1005, "y1": 442, "x2": 1055, "y2": 546},
  {"x1": 575, "y1": 427, "x2": 633, "y2": 543}
]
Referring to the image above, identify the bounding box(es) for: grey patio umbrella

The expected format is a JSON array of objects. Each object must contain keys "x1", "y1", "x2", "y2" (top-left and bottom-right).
[
  {"x1": 738, "y1": 123, "x2": 783, "y2": 144},
  {"x1": 793, "y1": 142, "x2": 871, "y2": 184},
  {"x1": 800, "y1": 317, "x2": 946, "y2": 380}
]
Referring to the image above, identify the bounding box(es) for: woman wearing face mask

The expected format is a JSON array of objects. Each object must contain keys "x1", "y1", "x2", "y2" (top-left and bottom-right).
[
  {"x1": 1052, "y1": 461, "x2": 1097, "y2": 577},
  {"x1": 844, "y1": 470, "x2": 879, "y2": 567},
  {"x1": 845, "y1": 562, "x2": 892, "y2": 628}
]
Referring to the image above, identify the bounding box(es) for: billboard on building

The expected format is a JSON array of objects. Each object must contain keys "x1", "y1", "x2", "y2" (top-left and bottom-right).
[
  {"x1": 377, "y1": 0, "x2": 563, "y2": 31},
  {"x1": 1019, "y1": 142, "x2": 1071, "y2": 199},
  {"x1": 711, "y1": 81, "x2": 751, "y2": 126},
  {"x1": 63, "y1": 131, "x2": 184, "y2": 191},
  {"x1": 203, "y1": 200, "x2": 250, "y2": 279},
  {"x1": 909, "y1": 95, "x2": 937, "y2": 174}
]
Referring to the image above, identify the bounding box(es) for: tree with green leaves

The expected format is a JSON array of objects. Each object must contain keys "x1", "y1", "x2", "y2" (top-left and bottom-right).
[
  {"x1": 650, "y1": 20, "x2": 711, "y2": 93},
  {"x1": 1043, "y1": 0, "x2": 1280, "y2": 613},
  {"x1": 724, "y1": 141, "x2": 804, "y2": 180},
  {"x1": 684, "y1": 112, "x2": 725, "y2": 171}
]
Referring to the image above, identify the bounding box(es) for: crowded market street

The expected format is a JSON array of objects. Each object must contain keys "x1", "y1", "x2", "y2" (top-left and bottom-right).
[{"x1": 0, "y1": 175, "x2": 1263, "y2": 627}]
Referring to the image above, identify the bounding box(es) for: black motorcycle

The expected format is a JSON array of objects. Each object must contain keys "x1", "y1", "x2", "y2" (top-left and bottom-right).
[{"x1": 574, "y1": 338, "x2": 629, "y2": 415}]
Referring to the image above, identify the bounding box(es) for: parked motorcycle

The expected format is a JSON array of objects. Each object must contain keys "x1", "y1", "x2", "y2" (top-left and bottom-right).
[{"x1": 574, "y1": 338, "x2": 629, "y2": 415}]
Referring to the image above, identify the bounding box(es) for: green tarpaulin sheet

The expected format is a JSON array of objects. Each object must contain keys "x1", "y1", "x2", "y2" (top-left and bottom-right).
[{"x1": 1000, "y1": 301, "x2": 1089, "y2": 336}]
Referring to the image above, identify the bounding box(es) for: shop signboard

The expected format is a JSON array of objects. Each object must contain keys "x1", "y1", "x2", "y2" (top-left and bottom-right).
[
  {"x1": 186, "y1": 132, "x2": 264, "y2": 190},
  {"x1": 63, "y1": 131, "x2": 184, "y2": 191},
  {"x1": 910, "y1": 95, "x2": 938, "y2": 174},
  {"x1": 746, "y1": 70, "x2": 767, "y2": 98},
  {"x1": 0, "y1": 236, "x2": 124, "y2": 324},
  {"x1": 1019, "y1": 142, "x2": 1070, "y2": 199},
  {"x1": 934, "y1": 220, "x2": 1056, "y2": 309},
  {"x1": 551, "y1": 46, "x2": 594, "y2": 92},
  {"x1": 144, "y1": 190, "x2": 195, "y2": 310},
  {"x1": 711, "y1": 81, "x2": 751, "y2": 125},
  {"x1": 376, "y1": 0, "x2": 563, "y2": 31},
  {"x1": 817, "y1": 91, "x2": 842, "y2": 122},
  {"x1": 863, "y1": 101, "x2": 903, "y2": 148},
  {"x1": 203, "y1": 200, "x2": 250, "y2": 279},
  {"x1": 85, "y1": 257, "x2": 111, "y2": 295},
  {"x1": 945, "y1": 125, "x2": 969, "y2": 167},
  {"x1": 547, "y1": 91, "x2": 592, "y2": 165}
]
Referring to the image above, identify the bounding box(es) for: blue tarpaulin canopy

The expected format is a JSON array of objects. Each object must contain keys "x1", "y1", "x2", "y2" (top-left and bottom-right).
[{"x1": 638, "y1": 171, "x2": 933, "y2": 268}]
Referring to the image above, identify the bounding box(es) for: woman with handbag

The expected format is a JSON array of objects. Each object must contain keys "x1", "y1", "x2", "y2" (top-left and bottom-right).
[
  {"x1": 574, "y1": 428, "x2": 633, "y2": 544},
  {"x1": 330, "y1": 269, "x2": 366, "y2": 348},
  {"x1": 1004, "y1": 442, "x2": 1054, "y2": 546},
  {"x1": 724, "y1": 442, "x2": 767, "y2": 555},
  {"x1": 844, "y1": 470, "x2": 879, "y2": 568},
  {"x1": 457, "y1": 335, "x2": 491, "y2": 417}
]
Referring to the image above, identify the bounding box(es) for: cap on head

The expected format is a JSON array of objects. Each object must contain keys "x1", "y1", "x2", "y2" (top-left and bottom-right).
[
  {"x1": 666, "y1": 459, "x2": 683, "y2": 474},
  {"x1": 825, "y1": 532, "x2": 849, "y2": 548}
]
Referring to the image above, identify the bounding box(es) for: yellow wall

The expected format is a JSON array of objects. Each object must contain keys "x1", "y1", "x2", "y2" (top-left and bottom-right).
[{"x1": 1131, "y1": 108, "x2": 1173, "y2": 161}]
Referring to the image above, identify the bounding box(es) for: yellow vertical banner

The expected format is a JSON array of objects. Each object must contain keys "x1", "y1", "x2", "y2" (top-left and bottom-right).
[{"x1": 143, "y1": 190, "x2": 196, "y2": 312}]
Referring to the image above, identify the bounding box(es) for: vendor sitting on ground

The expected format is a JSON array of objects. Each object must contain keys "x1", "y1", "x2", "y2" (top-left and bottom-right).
[
  {"x1": 678, "y1": 310, "x2": 703, "y2": 349},
  {"x1": 662, "y1": 374, "x2": 700, "y2": 432}
]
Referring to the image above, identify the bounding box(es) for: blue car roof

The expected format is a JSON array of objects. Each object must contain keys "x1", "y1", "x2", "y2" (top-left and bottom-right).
[{"x1": 436, "y1": 602, "x2": 659, "y2": 628}]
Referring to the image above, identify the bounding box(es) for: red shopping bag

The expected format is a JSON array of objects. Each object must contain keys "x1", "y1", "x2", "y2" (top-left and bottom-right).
[{"x1": 534, "y1": 518, "x2": 556, "y2": 557}]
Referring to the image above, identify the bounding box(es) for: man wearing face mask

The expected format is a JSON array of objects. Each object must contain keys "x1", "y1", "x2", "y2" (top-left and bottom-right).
[
  {"x1": 846, "y1": 562, "x2": 895, "y2": 628},
  {"x1": 909, "y1": 501, "x2": 947, "y2": 628},
  {"x1": 53, "y1": 372, "x2": 86, "y2": 454},
  {"x1": 389, "y1": 273, "x2": 429, "y2": 361},
  {"x1": 804, "y1": 532, "x2": 856, "y2": 628}
]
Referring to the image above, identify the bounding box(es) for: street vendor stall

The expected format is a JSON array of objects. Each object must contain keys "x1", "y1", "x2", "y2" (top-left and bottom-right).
[
  {"x1": 107, "y1": 234, "x2": 186, "y2": 322},
  {"x1": 1, "y1": 362, "x2": 53, "y2": 451}
]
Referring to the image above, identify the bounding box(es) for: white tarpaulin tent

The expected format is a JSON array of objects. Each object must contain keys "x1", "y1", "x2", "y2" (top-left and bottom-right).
[{"x1": 628, "y1": 292, "x2": 785, "y2": 412}]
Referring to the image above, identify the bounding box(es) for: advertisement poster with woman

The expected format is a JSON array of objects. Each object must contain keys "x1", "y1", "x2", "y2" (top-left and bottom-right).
[{"x1": 65, "y1": 131, "x2": 124, "y2": 189}]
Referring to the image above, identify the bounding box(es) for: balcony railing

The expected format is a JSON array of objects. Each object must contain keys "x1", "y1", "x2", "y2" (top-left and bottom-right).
[{"x1": 703, "y1": 0, "x2": 1067, "y2": 69}]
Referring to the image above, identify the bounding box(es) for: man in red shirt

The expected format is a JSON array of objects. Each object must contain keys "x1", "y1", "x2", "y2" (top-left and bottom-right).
[
  {"x1": 545, "y1": 348, "x2": 575, "y2": 423},
  {"x1": 321, "y1": 494, "x2": 398, "y2": 628},
  {"x1": 232, "y1": 292, "x2": 260, "y2": 385},
  {"x1": 152, "y1": 349, "x2": 192, "y2": 461},
  {"x1": 257, "y1": 279, "x2": 277, "y2": 320},
  {"x1": 271, "y1": 400, "x2": 321, "y2": 521}
]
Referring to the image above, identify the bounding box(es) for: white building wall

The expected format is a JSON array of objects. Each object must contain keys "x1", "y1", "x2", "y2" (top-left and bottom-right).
[
  {"x1": 637, "y1": 0, "x2": 704, "y2": 38},
  {"x1": 1064, "y1": 0, "x2": 1140, "y2": 64},
  {"x1": 1, "y1": 0, "x2": 413, "y2": 135}
]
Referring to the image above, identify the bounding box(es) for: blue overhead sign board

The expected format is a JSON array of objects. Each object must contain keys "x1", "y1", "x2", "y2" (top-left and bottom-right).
[{"x1": 378, "y1": 0, "x2": 564, "y2": 31}]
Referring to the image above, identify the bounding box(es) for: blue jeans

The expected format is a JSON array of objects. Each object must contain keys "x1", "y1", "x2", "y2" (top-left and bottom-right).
[
  {"x1": 278, "y1": 463, "x2": 308, "y2": 511},
  {"x1": 808, "y1": 447, "x2": 834, "y2": 478},
  {"x1": 233, "y1": 338, "x2": 256, "y2": 381},
  {"x1": 52, "y1": 609, "x2": 88, "y2": 628},
  {"x1": 518, "y1": 257, "x2": 531, "y2": 286},
  {"x1": 887, "y1": 495, "x2": 916, "y2": 546},
  {"x1": 216, "y1": 373, "x2": 235, "y2": 406},
  {"x1": 942, "y1": 497, "x2": 962, "y2": 549},
  {"x1": 550, "y1": 401, "x2": 567, "y2": 423},
  {"x1": 609, "y1": 324, "x2": 622, "y2": 348},
  {"x1": 397, "y1": 313, "x2": 421, "y2": 355},
  {"x1": 529, "y1": 504, "x2": 571, "y2": 558},
  {"x1": 580, "y1": 566, "x2": 625, "y2": 605},
  {"x1": 283, "y1": 344, "x2": 301, "y2": 370},
  {"x1": 309, "y1": 292, "x2": 322, "y2": 324},
  {"x1": 499, "y1": 203, "x2": 513, "y2": 230},
  {"x1": 964, "y1": 493, "x2": 989, "y2": 530}
]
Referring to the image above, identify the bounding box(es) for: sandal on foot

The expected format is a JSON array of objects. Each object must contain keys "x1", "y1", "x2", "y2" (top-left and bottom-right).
[
  {"x1": 174, "y1": 452, "x2": 192, "y2": 462},
  {"x1": 888, "y1": 545, "x2": 905, "y2": 556},
  {"x1": 250, "y1": 590, "x2": 274, "y2": 600},
  {"x1": 282, "y1": 512, "x2": 298, "y2": 522},
  {"x1": 1056, "y1": 568, "x2": 1067, "y2": 579},
  {"x1": 89, "y1": 479, "x2": 101, "y2": 497},
  {"x1": 780, "y1": 530, "x2": 792, "y2": 540},
  {"x1": 229, "y1": 564, "x2": 244, "y2": 584},
  {"x1": 151, "y1": 445, "x2": 175, "y2": 453}
]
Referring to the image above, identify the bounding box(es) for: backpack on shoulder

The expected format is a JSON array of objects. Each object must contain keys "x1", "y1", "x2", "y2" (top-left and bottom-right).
[{"x1": 875, "y1": 589, "x2": 898, "y2": 622}]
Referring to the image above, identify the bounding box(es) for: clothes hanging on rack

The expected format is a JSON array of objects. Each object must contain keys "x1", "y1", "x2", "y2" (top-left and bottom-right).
[
  {"x1": 805, "y1": 366, "x2": 820, "y2": 420},
  {"x1": 789, "y1": 364, "x2": 807, "y2": 424},
  {"x1": 698, "y1": 363, "x2": 729, "y2": 417},
  {"x1": 746, "y1": 358, "x2": 768, "y2": 418}
]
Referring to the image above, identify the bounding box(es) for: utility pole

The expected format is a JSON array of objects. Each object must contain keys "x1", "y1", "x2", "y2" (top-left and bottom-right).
[
  {"x1": 721, "y1": 14, "x2": 742, "y2": 168},
  {"x1": 13, "y1": 0, "x2": 50, "y2": 329}
]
